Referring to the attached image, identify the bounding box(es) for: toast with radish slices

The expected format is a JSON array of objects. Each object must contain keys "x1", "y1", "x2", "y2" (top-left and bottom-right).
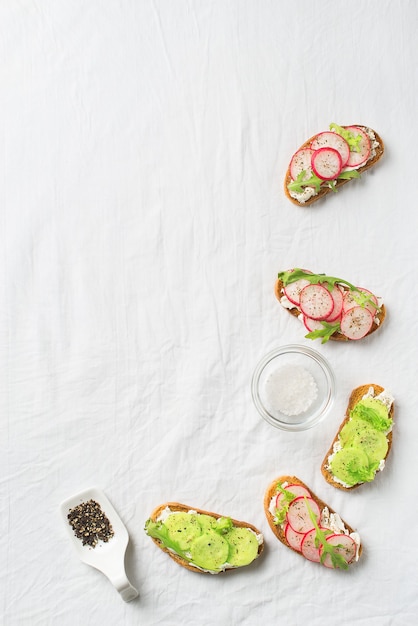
[
  {"x1": 264, "y1": 476, "x2": 362, "y2": 569},
  {"x1": 275, "y1": 268, "x2": 386, "y2": 343},
  {"x1": 285, "y1": 123, "x2": 384, "y2": 206},
  {"x1": 145, "y1": 502, "x2": 264, "y2": 574},
  {"x1": 321, "y1": 384, "x2": 395, "y2": 490}
]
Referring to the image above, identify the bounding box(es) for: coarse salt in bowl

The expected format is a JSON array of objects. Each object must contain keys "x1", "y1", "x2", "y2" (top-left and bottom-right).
[{"x1": 251, "y1": 345, "x2": 335, "y2": 431}]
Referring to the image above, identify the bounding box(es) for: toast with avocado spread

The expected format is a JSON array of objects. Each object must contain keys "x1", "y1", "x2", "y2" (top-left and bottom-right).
[
  {"x1": 145, "y1": 502, "x2": 264, "y2": 574},
  {"x1": 321, "y1": 384, "x2": 395, "y2": 490}
]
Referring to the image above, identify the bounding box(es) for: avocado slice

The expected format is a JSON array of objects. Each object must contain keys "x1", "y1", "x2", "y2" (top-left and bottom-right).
[
  {"x1": 330, "y1": 446, "x2": 374, "y2": 486},
  {"x1": 163, "y1": 513, "x2": 202, "y2": 551},
  {"x1": 224, "y1": 527, "x2": 259, "y2": 567},
  {"x1": 189, "y1": 530, "x2": 229, "y2": 571}
]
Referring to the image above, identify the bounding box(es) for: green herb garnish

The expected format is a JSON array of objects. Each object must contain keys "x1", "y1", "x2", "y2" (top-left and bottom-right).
[
  {"x1": 273, "y1": 483, "x2": 299, "y2": 525},
  {"x1": 350, "y1": 403, "x2": 392, "y2": 432},
  {"x1": 287, "y1": 170, "x2": 323, "y2": 194},
  {"x1": 305, "y1": 500, "x2": 350, "y2": 570},
  {"x1": 278, "y1": 269, "x2": 380, "y2": 312},
  {"x1": 305, "y1": 320, "x2": 341, "y2": 344},
  {"x1": 145, "y1": 519, "x2": 191, "y2": 560},
  {"x1": 330, "y1": 123, "x2": 362, "y2": 152}
]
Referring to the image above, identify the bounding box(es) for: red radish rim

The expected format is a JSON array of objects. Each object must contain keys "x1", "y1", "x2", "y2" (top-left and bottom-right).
[
  {"x1": 340, "y1": 306, "x2": 373, "y2": 340},
  {"x1": 324, "y1": 285, "x2": 344, "y2": 322},
  {"x1": 345, "y1": 126, "x2": 371, "y2": 167},
  {"x1": 286, "y1": 496, "x2": 321, "y2": 534},
  {"x1": 289, "y1": 148, "x2": 314, "y2": 180},
  {"x1": 311, "y1": 147, "x2": 343, "y2": 181},
  {"x1": 299, "y1": 283, "x2": 334, "y2": 320},
  {"x1": 311, "y1": 131, "x2": 350, "y2": 167}
]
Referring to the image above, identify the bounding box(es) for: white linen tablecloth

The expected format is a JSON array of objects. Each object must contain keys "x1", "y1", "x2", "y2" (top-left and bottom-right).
[{"x1": 1, "y1": 1, "x2": 418, "y2": 624}]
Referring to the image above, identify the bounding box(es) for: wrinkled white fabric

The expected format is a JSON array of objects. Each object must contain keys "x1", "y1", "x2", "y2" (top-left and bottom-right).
[{"x1": 1, "y1": 1, "x2": 417, "y2": 624}]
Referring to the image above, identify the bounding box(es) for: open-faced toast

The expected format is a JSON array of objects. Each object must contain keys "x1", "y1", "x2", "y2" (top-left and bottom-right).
[
  {"x1": 264, "y1": 476, "x2": 361, "y2": 569},
  {"x1": 145, "y1": 502, "x2": 264, "y2": 574},
  {"x1": 321, "y1": 384, "x2": 395, "y2": 490},
  {"x1": 275, "y1": 268, "x2": 386, "y2": 343},
  {"x1": 285, "y1": 123, "x2": 384, "y2": 206}
]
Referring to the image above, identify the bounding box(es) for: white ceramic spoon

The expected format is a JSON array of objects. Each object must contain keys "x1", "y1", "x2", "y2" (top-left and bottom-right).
[{"x1": 60, "y1": 487, "x2": 139, "y2": 602}]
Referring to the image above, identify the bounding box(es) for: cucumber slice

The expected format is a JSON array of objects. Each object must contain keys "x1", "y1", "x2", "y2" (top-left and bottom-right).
[
  {"x1": 189, "y1": 530, "x2": 229, "y2": 571},
  {"x1": 224, "y1": 527, "x2": 259, "y2": 567},
  {"x1": 351, "y1": 428, "x2": 388, "y2": 464},
  {"x1": 197, "y1": 514, "x2": 217, "y2": 533},
  {"x1": 339, "y1": 419, "x2": 375, "y2": 446},
  {"x1": 330, "y1": 446, "x2": 371, "y2": 486},
  {"x1": 164, "y1": 513, "x2": 202, "y2": 551},
  {"x1": 350, "y1": 397, "x2": 392, "y2": 431}
]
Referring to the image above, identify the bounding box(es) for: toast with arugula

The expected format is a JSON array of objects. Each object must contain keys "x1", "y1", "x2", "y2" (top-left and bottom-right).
[
  {"x1": 275, "y1": 268, "x2": 386, "y2": 343},
  {"x1": 264, "y1": 476, "x2": 361, "y2": 569},
  {"x1": 285, "y1": 123, "x2": 384, "y2": 206}
]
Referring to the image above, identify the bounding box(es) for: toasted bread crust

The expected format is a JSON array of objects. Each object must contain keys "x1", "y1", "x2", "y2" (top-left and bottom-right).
[
  {"x1": 264, "y1": 476, "x2": 361, "y2": 559},
  {"x1": 284, "y1": 125, "x2": 384, "y2": 206},
  {"x1": 321, "y1": 385, "x2": 394, "y2": 490},
  {"x1": 148, "y1": 502, "x2": 264, "y2": 574},
  {"x1": 274, "y1": 278, "x2": 386, "y2": 342}
]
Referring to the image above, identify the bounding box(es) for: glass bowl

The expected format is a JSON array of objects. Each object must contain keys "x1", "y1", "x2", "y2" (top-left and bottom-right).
[{"x1": 251, "y1": 345, "x2": 335, "y2": 431}]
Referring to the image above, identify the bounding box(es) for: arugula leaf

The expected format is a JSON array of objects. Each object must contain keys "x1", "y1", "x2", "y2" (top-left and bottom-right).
[
  {"x1": 330, "y1": 123, "x2": 362, "y2": 153},
  {"x1": 287, "y1": 170, "x2": 323, "y2": 194},
  {"x1": 145, "y1": 519, "x2": 191, "y2": 560},
  {"x1": 338, "y1": 169, "x2": 360, "y2": 180},
  {"x1": 305, "y1": 500, "x2": 350, "y2": 570},
  {"x1": 278, "y1": 268, "x2": 358, "y2": 291},
  {"x1": 278, "y1": 269, "x2": 380, "y2": 312},
  {"x1": 273, "y1": 483, "x2": 298, "y2": 525},
  {"x1": 305, "y1": 321, "x2": 341, "y2": 344}
]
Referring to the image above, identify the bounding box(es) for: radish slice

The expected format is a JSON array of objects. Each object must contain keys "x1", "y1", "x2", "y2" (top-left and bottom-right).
[
  {"x1": 275, "y1": 484, "x2": 311, "y2": 508},
  {"x1": 340, "y1": 306, "x2": 373, "y2": 340},
  {"x1": 311, "y1": 132, "x2": 350, "y2": 167},
  {"x1": 285, "y1": 523, "x2": 305, "y2": 552},
  {"x1": 320, "y1": 534, "x2": 357, "y2": 568},
  {"x1": 300, "y1": 527, "x2": 322, "y2": 562},
  {"x1": 284, "y1": 278, "x2": 312, "y2": 306},
  {"x1": 345, "y1": 126, "x2": 371, "y2": 167},
  {"x1": 342, "y1": 287, "x2": 378, "y2": 315},
  {"x1": 287, "y1": 497, "x2": 320, "y2": 534},
  {"x1": 303, "y1": 316, "x2": 325, "y2": 333},
  {"x1": 324, "y1": 284, "x2": 344, "y2": 322},
  {"x1": 311, "y1": 147, "x2": 342, "y2": 181},
  {"x1": 299, "y1": 284, "x2": 334, "y2": 320},
  {"x1": 289, "y1": 148, "x2": 314, "y2": 180}
]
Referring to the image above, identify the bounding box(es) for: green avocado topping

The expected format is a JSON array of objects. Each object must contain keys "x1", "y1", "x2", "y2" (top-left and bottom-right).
[
  {"x1": 329, "y1": 395, "x2": 392, "y2": 487},
  {"x1": 145, "y1": 511, "x2": 260, "y2": 572}
]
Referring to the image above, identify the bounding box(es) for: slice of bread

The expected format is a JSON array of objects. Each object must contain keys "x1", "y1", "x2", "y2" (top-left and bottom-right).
[
  {"x1": 274, "y1": 277, "x2": 386, "y2": 342},
  {"x1": 264, "y1": 476, "x2": 361, "y2": 560},
  {"x1": 321, "y1": 384, "x2": 394, "y2": 490},
  {"x1": 284, "y1": 125, "x2": 384, "y2": 206},
  {"x1": 146, "y1": 502, "x2": 264, "y2": 574}
]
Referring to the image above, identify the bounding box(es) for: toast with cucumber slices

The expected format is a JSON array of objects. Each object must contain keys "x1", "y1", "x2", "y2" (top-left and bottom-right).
[
  {"x1": 285, "y1": 123, "x2": 384, "y2": 206},
  {"x1": 275, "y1": 268, "x2": 386, "y2": 343},
  {"x1": 321, "y1": 384, "x2": 395, "y2": 490},
  {"x1": 264, "y1": 476, "x2": 362, "y2": 569},
  {"x1": 145, "y1": 502, "x2": 264, "y2": 574}
]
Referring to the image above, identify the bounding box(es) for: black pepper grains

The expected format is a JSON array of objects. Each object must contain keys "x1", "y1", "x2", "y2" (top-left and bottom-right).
[{"x1": 67, "y1": 499, "x2": 114, "y2": 548}]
